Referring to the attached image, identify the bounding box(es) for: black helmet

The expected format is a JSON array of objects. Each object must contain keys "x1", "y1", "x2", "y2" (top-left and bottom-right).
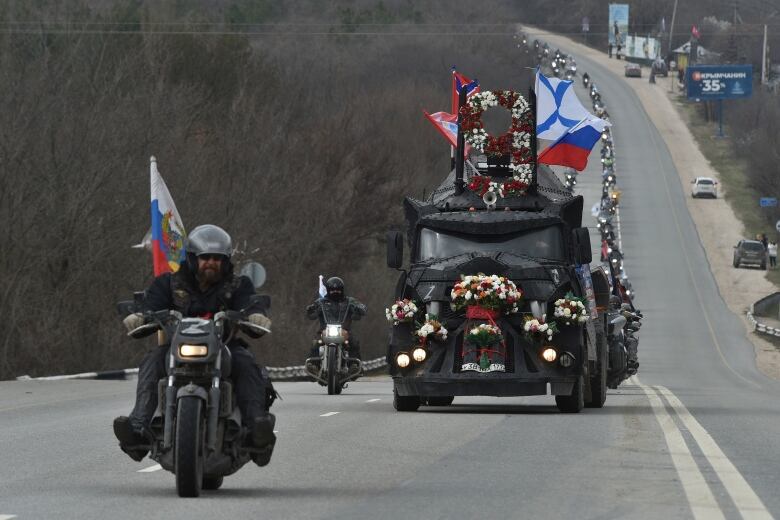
[
  {"x1": 185, "y1": 224, "x2": 233, "y2": 273},
  {"x1": 324, "y1": 277, "x2": 345, "y2": 301}
]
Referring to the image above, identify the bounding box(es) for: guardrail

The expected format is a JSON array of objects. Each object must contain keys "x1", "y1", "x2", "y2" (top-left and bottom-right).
[
  {"x1": 747, "y1": 292, "x2": 780, "y2": 338},
  {"x1": 16, "y1": 356, "x2": 388, "y2": 382}
]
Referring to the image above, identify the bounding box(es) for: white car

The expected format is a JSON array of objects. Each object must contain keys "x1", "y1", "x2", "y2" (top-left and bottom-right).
[{"x1": 691, "y1": 177, "x2": 718, "y2": 198}]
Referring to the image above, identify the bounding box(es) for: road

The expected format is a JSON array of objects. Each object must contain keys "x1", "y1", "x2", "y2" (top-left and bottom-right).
[{"x1": 2, "y1": 40, "x2": 780, "y2": 520}]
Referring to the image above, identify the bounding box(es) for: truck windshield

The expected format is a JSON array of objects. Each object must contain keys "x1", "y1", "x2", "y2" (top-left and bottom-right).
[{"x1": 417, "y1": 226, "x2": 565, "y2": 261}]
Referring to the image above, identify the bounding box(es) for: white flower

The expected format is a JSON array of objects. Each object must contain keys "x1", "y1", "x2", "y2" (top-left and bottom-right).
[
  {"x1": 465, "y1": 291, "x2": 472, "y2": 300},
  {"x1": 563, "y1": 308, "x2": 571, "y2": 317}
]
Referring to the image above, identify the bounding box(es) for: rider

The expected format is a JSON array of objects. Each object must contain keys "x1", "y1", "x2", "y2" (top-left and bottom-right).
[
  {"x1": 306, "y1": 277, "x2": 367, "y2": 364},
  {"x1": 113, "y1": 224, "x2": 277, "y2": 466}
]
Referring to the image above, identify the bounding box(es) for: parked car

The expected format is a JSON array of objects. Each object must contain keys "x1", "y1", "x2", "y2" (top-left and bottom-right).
[
  {"x1": 691, "y1": 176, "x2": 718, "y2": 198},
  {"x1": 733, "y1": 239, "x2": 767, "y2": 269},
  {"x1": 624, "y1": 63, "x2": 642, "y2": 78},
  {"x1": 652, "y1": 58, "x2": 669, "y2": 77}
]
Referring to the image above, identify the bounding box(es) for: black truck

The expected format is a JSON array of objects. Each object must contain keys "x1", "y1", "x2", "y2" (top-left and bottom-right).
[{"x1": 385, "y1": 159, "x2": 614, "y2": 413}]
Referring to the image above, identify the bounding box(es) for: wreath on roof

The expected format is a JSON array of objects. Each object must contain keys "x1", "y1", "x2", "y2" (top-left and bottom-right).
[{"x1": 460, "y1": 90, "x2": 535, "y2": 196}]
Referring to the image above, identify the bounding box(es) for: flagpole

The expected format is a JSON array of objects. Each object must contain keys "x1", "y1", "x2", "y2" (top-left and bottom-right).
[
  {"x1": 529, "y1": 86, "x2": 538, "y2": 192},
  {"x1": 454, "y1": 86, "x2": 467, "y2": 195}
]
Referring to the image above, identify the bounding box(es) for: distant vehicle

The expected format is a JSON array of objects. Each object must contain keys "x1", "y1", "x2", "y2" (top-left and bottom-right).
[
  {"x1": 624, "y1": 63, "x2": 641, "y2": 78},
  {"x1": 691, "y1": 176, "x2": 718, "y2": 198},
  {"x1": 652, "y1": 58, "x2": 668, "y2": 77},
  {"x1": 733, "y1": 240, "x2": 767, "y2": 269}
]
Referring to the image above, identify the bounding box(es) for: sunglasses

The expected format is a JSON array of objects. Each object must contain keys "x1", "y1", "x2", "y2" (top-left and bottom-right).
[{"x1": 198, "y1": 254, "x2": 224, "y2": 261}]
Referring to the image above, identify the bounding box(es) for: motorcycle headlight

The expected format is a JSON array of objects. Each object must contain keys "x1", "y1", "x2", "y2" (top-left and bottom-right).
[
  {"x1": 325, "y1": 324, "x2": 342, "y2": 338},
  {"x1": 179, "y1": 344, "x2": 208, "y2": 357}
]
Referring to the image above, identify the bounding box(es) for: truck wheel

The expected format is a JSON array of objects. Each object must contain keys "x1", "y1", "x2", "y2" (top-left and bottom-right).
[
  {"x1": 556, "y1": 376, "x2": 584, "y2": 413},
  {"x1": 202, "y1": 475, "x2": 223, "y2": 490},
  {"x1": 393, "y1": 388, "x2": 420, "y2": 412},
  {"x1": 586, "y1": 339, "x2": 608, "y2": 408},
  {"x1": 426, "y1": 396, "x2": 454, "y2": 406}
]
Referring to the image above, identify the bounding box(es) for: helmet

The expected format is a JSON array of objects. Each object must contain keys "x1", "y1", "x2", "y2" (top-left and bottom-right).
[
  {"x1": 324, "y1": 277, "x2": 345, "y2": 301},
  {"x1": 185, "y1": 224, "x2": 232, "y2": 273}
]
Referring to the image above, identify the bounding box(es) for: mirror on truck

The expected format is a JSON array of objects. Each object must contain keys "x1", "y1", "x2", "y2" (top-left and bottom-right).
[
  {"x1": 386, "y1": 231, "x2": 404, "y2": 269},
  {"x1": 572, "y1": 227, "x2": 592, "y2": 264}
]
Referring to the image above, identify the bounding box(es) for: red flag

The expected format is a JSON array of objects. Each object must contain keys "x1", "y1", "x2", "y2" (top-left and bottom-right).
[
  {"x1": 451, "y1": 68, "x2": 480, "y2": 114},
  {"x1": 691, "y1": 25, "x2": 700, "y2": 39}
]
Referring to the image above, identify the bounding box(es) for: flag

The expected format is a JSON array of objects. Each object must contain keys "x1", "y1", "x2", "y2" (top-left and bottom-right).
[
  {"x1": 452, "y1": 67, "x2": 480, "y2": 114},
  {"x1": 423, "y1": 111, "x2": 471, "y2": 155},
  {"x1": 691, "y1": 25, "x2": 700, "y2": 39},
  {"x1": 538, "y1": 116, "x2": 611, "y2": 171},
  {"x1": 150, "y1": 156, "x2": 186, "y2": 276},
  {"x1": 660, "y1": 17, "x2": 666, "y2": 33},
  {"x1": 318, "y1": 275, "x2": 327, "y2": 298},
  {"x1": 535, "y1": 69, "x2": 591, "y2": 141}
]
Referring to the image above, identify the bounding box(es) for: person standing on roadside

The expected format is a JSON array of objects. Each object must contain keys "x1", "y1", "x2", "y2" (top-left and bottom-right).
[
  {"x1": 761, "y1": 233, "x2": 768, "y2": 250},
  {"x1": 768, "y1": 242, "x2": 777, "y2": 269}
]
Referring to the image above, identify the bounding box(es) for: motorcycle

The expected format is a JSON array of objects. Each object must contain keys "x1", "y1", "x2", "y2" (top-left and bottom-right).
[
  {"x1": 304, "y1": 301, "x2": 363, "y2": 395},
  {"x1": 582, "y1": 73, "x2": 590, "y2": 87},
  {"x1": 117, "y1": 289, "x2": 271, "y2": 497}
]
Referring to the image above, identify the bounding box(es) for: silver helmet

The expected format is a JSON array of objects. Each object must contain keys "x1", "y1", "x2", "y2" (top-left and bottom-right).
[{"x1": 186, "y1": 224, "x2": 232, "y2": 258}]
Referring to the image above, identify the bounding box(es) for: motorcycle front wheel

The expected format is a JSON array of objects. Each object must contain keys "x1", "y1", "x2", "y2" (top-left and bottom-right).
[
  {"x1": 175, "y1": 396, "x2": 204, "y2": 497},
  {"x1": 327, "y1": 345, "x2": 339, "y2": 395}
]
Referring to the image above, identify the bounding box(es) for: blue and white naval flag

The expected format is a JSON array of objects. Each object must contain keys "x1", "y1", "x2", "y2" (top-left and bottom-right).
[{"x1": 535, "y1": 69, "x2": 591, "y2": 141}]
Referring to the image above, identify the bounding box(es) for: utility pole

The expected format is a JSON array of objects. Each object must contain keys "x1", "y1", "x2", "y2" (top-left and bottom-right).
[
  {"x1": 668, "y1": 0, "x2": 678, "y2": 55},
  {"x1": 762, "y1": 24, "x2": 768, "y2": 85}
]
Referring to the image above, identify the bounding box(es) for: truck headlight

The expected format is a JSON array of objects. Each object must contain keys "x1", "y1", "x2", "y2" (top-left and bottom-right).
[
  {"x1": 179, "y1": 344, "x2": 208, "y2": 357},
  {"x1": 412, "y1": 347, "x2": 427, "y2": 363},
  {"x1": 541, "y1": 347, "x2": 557, "y2": 363},
  {"x1": 559, "y1": 352, "x2": 575, "y2": 367},
  {"x1": 396, "y1": 352, "x2": 411, "y2": 368}
]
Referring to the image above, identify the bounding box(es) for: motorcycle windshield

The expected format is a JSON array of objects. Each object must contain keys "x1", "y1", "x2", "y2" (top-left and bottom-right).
[{"x1": 418, "y1": 226, "x2": 565, "y2": 262}]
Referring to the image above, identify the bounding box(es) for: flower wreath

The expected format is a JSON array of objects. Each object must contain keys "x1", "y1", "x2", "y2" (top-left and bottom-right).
[
  {"x1": 553, "y1": 292, "x2": 589, "y2": 326},
  {"x1": 385, "y1": 299, "x2": 419, "y2": 325},
  {"x1": 460, "y1": 90, "x2": 535, "y2": 195}
]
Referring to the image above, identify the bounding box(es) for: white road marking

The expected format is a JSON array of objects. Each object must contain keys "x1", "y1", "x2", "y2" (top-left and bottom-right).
[
  {"x1": 655, "y1": 385, "x2": 773, "y2": 520},
  {"x1": 137, "y1": 464, "x2": 162, "y2": 473},
  {"x1": 0, "y1": 515, "x2": 17, "y2": 519},
  {"x1": 634, "y1": 377, "x2": 725, "y2": 519},
  {"x1": 320, "y1": 411, "x2": 340, "y2": 417},
  {"x1": 366, "y1": 398, "x2": 381, "y2": 403}
]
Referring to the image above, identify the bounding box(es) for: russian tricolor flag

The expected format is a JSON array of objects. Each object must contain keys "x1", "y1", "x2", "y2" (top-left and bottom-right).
[
  {"x1": 538, "y1": 116, "x2": 610, "y2": 171},
  {"x1": 150, "y1": 156, "x2": 186, "y2": 276}
]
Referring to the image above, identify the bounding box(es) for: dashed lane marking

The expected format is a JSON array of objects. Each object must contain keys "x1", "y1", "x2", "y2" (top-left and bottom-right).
[
  {"x1": 0, "y1": 515, "x2": 18, "y2": 519},
  {"x1": 137, "y1": 464, "x2": 162, "y2": 473},
  {"x1": 320, "y1": 412, "x2": 340, "y2": 417},
  {"x1": 366, "y1": 399, "x2": 381, "y2": 402}
]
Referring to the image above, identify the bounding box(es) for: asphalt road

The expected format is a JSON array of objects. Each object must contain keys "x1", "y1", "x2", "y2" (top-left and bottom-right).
[{"x1": 2, "y1": 44, "x2": 780, "y2": 520}]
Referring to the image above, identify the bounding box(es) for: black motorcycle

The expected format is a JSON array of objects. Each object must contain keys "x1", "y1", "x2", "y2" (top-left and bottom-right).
[
  {"x1": 304, "y1": 301, "x2": 363, "y2": 395},
  {"x1": 118, "y1": 292, "x2": 270, "y2": 497}
]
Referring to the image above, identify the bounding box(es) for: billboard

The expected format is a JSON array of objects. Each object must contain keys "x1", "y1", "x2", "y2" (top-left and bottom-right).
[
  {"x1": 608, "y1": 4, "x2": 629, "y2": 46},
  {"x1": 624, "y1": 35, "x2": 660, "y2": 60},
  {"x1": 686, "y1": 65, "x2": 753, "y2": 99}
]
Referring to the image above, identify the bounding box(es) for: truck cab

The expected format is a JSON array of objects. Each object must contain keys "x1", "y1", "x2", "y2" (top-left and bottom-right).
[{"x1": 386, "y1": 161, "x2": 608, "y2": 413}]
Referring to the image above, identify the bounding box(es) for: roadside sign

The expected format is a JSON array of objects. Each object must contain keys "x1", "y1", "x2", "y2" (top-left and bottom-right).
[
  {"x1": 582, "y1": 17, "x2": 590, "y2": 32},
  {"x1": 760, "y1": 197, "x2": 778, "y2": 207},
  {"x1": 776, "y1": 220, "x2": 780, "y2": 233},
  {"x1": 686, "y1": 65, "x2": 753, "y2": 100}
]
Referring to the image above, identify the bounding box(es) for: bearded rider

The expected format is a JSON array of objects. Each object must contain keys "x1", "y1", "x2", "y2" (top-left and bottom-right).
[
  {"x1": 306, "y1": 277, "x2": 367, "y2": 365},
  {"x1": 113, "y1": 224, "x2": 277, "y2": 466}
]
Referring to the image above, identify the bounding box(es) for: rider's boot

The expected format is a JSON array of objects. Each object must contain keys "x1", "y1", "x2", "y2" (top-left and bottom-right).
[
  {"x1": 113, "y1": 416, "x2": 150, "y2": 462},
  {"x1": 250, "y1": 413, "x2": 277, "y2": 467}
]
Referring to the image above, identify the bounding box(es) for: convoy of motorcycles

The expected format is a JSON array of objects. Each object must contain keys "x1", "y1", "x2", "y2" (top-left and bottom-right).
[{"x1": 531, "y1": 34, "x2": 642, "y2": 387}]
